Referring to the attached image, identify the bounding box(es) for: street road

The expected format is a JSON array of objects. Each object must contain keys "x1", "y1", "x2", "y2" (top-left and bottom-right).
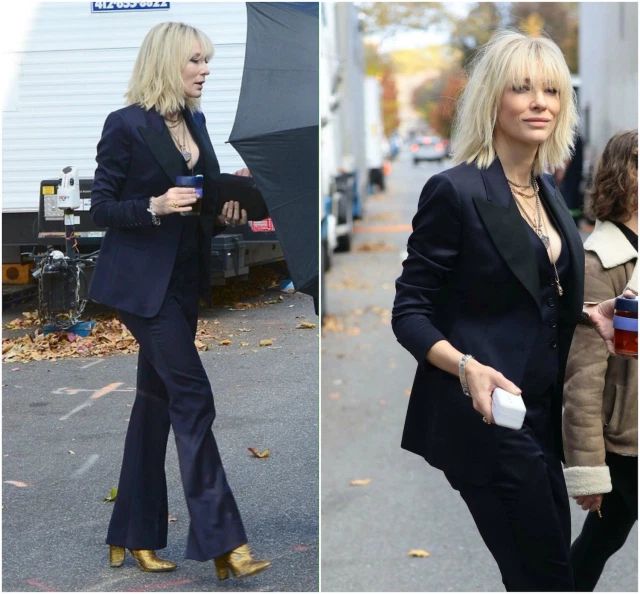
[
  {"x1": 3, "y1": 291, "x2": 318, "y2": 592},
  {"x1": 321, "y1": 152, "x2": 637, "y2": 591}
]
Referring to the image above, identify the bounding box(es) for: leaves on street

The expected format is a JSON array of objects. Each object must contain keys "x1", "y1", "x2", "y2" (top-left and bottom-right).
[
  {"x1": 104, "y1": 487, "x2": 118, "y2": 502},
  {"x1": 408, "y1": 549, "x2": 431, "y2": 558},
  {"x1": 349, "y1": 478, "x2": 372, "y2": 487},
  {"x1": 248, "y1": 447, "x2": 270, "y2": 459},
  {"x1": 4, "y1": 480, "x2": 29, "y2": 488}
]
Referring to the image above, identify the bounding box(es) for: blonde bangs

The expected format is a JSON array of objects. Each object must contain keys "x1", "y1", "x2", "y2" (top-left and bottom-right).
[
  {"x1": 452, "y1": 30, "x2": 578, "y2": 175},
  {"x1": 125, "y1": 22, "x2": 215, "y2": 116}
]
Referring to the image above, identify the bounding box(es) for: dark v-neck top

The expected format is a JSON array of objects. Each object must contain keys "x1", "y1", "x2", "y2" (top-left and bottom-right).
[{"x1": 517, "y1": 181, "x2": 570, "y2": 398}]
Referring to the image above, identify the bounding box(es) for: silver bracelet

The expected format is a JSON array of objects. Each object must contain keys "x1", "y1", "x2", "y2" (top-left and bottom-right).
[
  {"x1": 459, "y1": 354, "x2": 474, "y2": 397},
  {"x1": 147, "y1": 197, "x2": 161, "y2": 226}
]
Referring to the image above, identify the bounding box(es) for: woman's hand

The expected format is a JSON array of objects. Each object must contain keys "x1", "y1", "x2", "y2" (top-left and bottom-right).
[
  {"x1": 464, "y1": 359, "x2": 522, "y2": 423},
  {"x1": 151, "y1": 187, "x2": 197, "y2": 216},
  {"x1": 217, "y1": 201, "x2": 248, "y2": 227},
  {"x1": 574, "y1": 494, "x2": 603, "y2": 513},
  {"x1": 234, "y1": 167, "x2": 252, "y2": 177},
  {"x1": 586, "y1": 289, "x2": 638, "y2": 356}
]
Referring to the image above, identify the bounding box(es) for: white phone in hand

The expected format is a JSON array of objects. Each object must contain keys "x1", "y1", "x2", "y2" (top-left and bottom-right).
[{"x1": 491, "y1": 387, "x2": 526, "y2": 430}]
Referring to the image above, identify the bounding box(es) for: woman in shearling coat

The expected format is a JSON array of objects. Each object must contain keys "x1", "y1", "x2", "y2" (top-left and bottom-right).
[{"x1": 562, "y1": 130, "x2": 638, "y2": 591}]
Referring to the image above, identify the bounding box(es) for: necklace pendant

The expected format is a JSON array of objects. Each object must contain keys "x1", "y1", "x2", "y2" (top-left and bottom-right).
[
  {"x1": 557, "y1": 282, "x2": 564, "y2": 297},
  {"x1": 181, "y1": 150, "x2": 192, "y2": 162}
]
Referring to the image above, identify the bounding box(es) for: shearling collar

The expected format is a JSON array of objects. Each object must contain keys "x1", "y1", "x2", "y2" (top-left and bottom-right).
[{"x1": 583, "y1": 219, "x2": 637, "y2": 269}]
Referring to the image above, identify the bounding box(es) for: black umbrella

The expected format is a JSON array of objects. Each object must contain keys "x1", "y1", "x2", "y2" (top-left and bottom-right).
[{"x1": 229, "y1": 2, "x2": 319, "y2": 312}]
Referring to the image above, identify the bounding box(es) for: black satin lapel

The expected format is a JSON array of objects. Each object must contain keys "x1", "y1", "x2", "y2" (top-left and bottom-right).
[
  {"x1": 138, "y1": 120, "x2": 184, "y2": 184},
  {"x1": 538, "y1": 176, "x2": 585, "y2": 316},
  {"x1": 472, "y1": 195, "x2": 541, "y2": 310}
]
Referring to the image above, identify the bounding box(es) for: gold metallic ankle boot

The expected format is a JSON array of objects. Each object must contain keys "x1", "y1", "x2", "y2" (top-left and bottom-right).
[
  {"x1": 109, "y1": 545, "x2": 125, "y2": 568},
  {"x1": 108, "y1": 545, "x2": 177, "y2": 572},
  {"x1": 214, "y1": 544, "x2": 270, "y2": 580}
]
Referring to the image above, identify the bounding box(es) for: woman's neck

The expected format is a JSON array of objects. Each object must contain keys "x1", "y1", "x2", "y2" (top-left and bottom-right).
[
  {"x1": 493, "y1": 134, "x2": 538, "y2": 186},
  {"x1": 622, "y1": 211, "x2": 638, "y2": 234}
]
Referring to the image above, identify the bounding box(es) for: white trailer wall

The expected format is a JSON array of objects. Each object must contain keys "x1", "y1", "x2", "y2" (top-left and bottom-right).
[{"x1": 2, "y1": 2, "x2": 248, "y2": 213}]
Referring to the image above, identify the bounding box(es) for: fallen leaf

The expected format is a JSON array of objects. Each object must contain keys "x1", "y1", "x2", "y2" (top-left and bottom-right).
[
  {"x1": 296, "y1": 321, "x2": 317, "y2": 329},
  {"x1": 68, "y1": 450, "x2": 76, "y2": 455},
  {"x1": 349, "y1": 478, "x2": 371, "y2": 487},
  {"x1": 248, "y1": 447, "x2": 270, "y2": 459},
  {"x1": 168, "y1": 514, "x2": 177, "y2": 523},
  {"x1": 259, "y1": 339, "x2": 273, "y2": 347},
  {"x1": 218, "y1": 339, "x2": 232, "y2": 346},
  {"x1": 104, "y1": 487, "x2": 118, "y2": 502},
  {"x1": 240, "y1": 342, "x2": 250, "y2": 347},
  {"x1": 4, "y1": 480, "x2": 29, "y2": 488},
  {"x1": 408, "y1": 549, "x2": 431, "y2": 558},
  {"x1": 355, "y1": 241, "x2": 395, "y2": 253}
]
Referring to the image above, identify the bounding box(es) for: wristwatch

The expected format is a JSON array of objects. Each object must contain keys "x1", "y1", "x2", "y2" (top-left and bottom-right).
[{"x1": 147, "y1": 197, "x2": 161, "y2": 226}]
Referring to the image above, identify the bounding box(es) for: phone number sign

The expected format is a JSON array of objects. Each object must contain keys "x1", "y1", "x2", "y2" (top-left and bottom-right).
[{"x1": 91, "y1": 2, "x2": 170, "y2": 12}]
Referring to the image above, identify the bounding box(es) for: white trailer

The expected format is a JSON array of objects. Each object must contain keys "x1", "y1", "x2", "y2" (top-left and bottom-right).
[
  {"x1": 363, "y1": 76, "x2": 385, "y2": 191},
  {"x1": 2, "y1": 2, "x2": 282, "y2": 289},
  {"x1": 320, "y1": 2, "x2": 367, "y2": 255}
]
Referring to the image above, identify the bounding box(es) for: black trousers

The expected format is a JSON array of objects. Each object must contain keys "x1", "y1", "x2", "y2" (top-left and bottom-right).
[
  {"x1": 570, "y1": 452, "x2": 638, "y2": 591},
  {"x1": 448, "y1": 415, "x2": 574, "y2": 591},
  {"x1": 106, "y1": 266, "x2": 247, "y2": 561}
]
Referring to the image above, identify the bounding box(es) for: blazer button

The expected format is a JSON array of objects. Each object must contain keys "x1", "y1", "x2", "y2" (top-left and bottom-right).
[
  {"x1": 550, "y1": 321, "x2": 558, "y2": 329},
  {"x1": 550, "y1": 341, "x2": 558, "y2": 349},
  {"x1": 547, "y1": 297, "x2": 555, "y2": 307}
]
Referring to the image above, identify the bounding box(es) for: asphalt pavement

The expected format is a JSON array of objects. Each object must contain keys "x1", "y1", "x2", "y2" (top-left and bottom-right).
[
  {"x1": 3, "y1": 289, "x2": 318, "y2": 592},
  {"x1": 320, "y1": 153, "x2": 637, "y2": 592}
]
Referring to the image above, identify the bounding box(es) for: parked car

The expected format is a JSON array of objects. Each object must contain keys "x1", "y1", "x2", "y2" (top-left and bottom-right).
[{"x1": 411, "y1": 136, "x2": 448, "y2": 164}]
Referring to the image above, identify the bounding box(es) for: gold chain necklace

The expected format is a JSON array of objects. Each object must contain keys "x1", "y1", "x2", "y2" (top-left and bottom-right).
[
  {"x1": 166, "y1": 119, "x2": 192, "y2": 164},
  {"x1": 511, "y1": 176, "x2": 564, "y2": 297}
]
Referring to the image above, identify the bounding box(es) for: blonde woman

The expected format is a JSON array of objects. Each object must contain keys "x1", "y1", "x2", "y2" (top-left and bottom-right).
[
  {"x1": 392, "y1": 30, "x2": 583, "y2": 590},
  {"x1": 563, "y1": 130, "x2": 638, "y2": 591},
  {"x1": 89, "y1": 22, "x2": 269, "y2": 579}
]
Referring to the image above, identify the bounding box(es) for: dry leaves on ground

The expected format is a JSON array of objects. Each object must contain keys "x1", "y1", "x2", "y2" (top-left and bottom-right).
[
  {"x1": 349, "y1": 478, "x2": 372, "y2": 487},
  {"x1": 408, "y1": 549, "x2": 431, "y2": 558},
  {"x1": 4, "y1": 310, "x2": 41, "y2": 330},
  {"x1": 296, "y1": 321, "x2": 316, "y2": 329},
  {"x1": 2, "y1": 317, "x2": 138, "y2": 363},
  {"x1": 103, "y1": 487, "x2": 118, "y2": 502},
  {"x1": 5, "y1": 480, "x2": 29, "y2": 488},
  {"x1": 328, "y1": 277, "x2": 373, "y2": 291},
  {"x1": 248, "y1": 448, "x2": 270, "y2": 459},
  {"x1": 366, "y1": 212, "x2": 399, "y2": 223},
  {"x1": 355, "y1": 241, "x2": 395, "y2": 253},
  {"x1": 259, "y1": 339, "x2": 273, "y2": 347}
]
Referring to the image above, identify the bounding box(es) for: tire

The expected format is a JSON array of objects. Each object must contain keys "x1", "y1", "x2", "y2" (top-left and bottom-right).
[{"x1": 336, "y1": 232, "x2": 351, "y2": 253}]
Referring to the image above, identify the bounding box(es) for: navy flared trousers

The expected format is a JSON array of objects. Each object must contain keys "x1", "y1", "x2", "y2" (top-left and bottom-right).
[{"x1": 105, "y1": 269, "x2": 247, "y2": 561}]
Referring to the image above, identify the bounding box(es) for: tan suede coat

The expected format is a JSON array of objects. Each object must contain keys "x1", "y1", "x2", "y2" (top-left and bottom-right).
[{"x1": 562, "y1": 220, "x2": 638, "y2": 496}]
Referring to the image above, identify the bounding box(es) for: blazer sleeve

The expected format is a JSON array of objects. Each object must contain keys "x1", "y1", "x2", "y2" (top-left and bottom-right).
[
  {"x1": 562, "y1": 252, "x2": 614, "y2": 496},
  {"x1": 392, "y1": 173, "x2": 462, "y2": 363},
  {"x1": 90, "y1": 110, "x2": 155, "y2": 229}
]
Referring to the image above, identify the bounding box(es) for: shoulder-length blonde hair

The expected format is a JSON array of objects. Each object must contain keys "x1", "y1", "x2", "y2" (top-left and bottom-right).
[
  {"x1": 452, "y1": 30, "x2": 578, "y2": 175},
  {"x1": 125, "y1": 22, "x2": 214, "y2": 116}
]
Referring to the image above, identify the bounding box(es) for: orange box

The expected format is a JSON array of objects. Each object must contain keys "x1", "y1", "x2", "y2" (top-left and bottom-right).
[{"x1": 2, "y1": 263, "x2": 34, "y2": 285}]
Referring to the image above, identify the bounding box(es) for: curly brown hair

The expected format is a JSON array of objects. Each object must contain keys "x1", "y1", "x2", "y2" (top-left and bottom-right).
[{"x1": 587, "y1": 130, "x2": 638, "y2": 222}]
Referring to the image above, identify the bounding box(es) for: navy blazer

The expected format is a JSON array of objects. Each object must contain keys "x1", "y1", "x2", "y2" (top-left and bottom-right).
[
  {"x1": 392, "y1": 158, "x2": 584, "y2": 485},
  {"x1": 88, "y1": 104, "x2": 221, "y2": 317}
]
